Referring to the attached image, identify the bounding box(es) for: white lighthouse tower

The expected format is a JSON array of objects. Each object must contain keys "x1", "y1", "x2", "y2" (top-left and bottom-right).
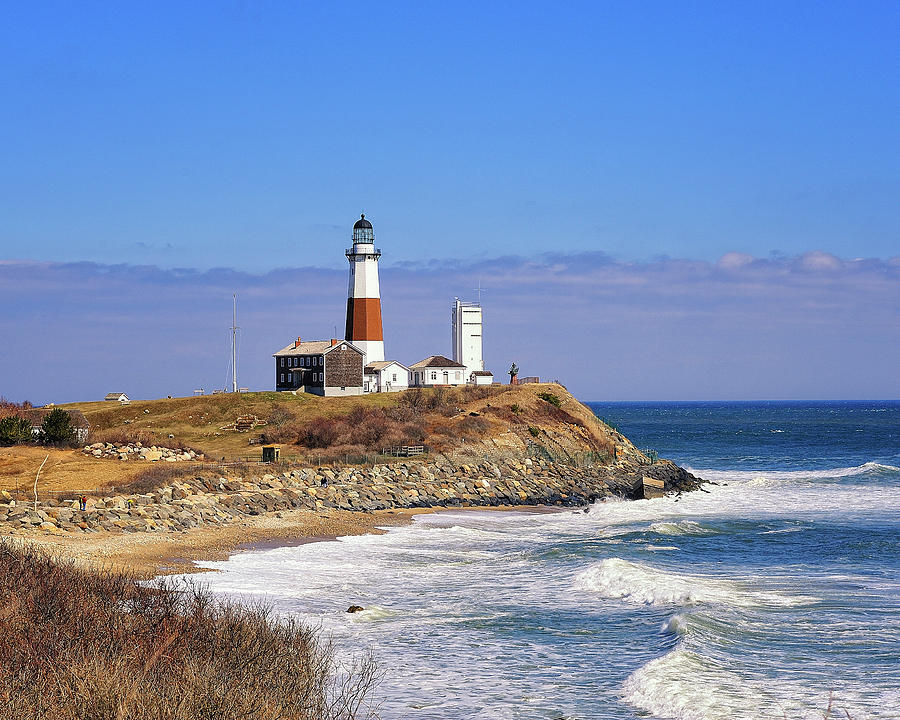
[
  {"x1": 344, "y1": 214, "x2": 384, "y2": 363},
  {"x1": 452, "y1": 297, "x2": 483, "y2": 378}
]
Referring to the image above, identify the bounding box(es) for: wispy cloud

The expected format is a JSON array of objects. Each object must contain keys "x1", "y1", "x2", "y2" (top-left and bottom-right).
[{"x1": 2, "y1": 251, "x2": 898, "y2": 403}]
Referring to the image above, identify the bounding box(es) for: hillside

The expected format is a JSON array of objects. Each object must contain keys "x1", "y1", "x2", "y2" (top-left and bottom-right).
[{"x1": 1, "y1": 384, "x2": 662, "y2": 498}]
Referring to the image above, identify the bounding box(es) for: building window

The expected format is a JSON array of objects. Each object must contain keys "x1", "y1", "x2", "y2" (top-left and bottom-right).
[
  {"x1": 280, "y1": 358, "x2": 284, "y2": 367},
  {"x1": 280, "y1": 374, "x2": 284, "y2": 383},
  {"x1": 392, "y1": 373, "x2": 397, "y2": 382},
  {"x1": 455, "y1": 372, "x2": 460, "y2": 380},
  {"x1": 431, "y1": 371, "x2": 437, "y2": 381}
]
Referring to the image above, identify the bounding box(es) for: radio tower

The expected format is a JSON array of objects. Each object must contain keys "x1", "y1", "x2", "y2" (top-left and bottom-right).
[{"x1": 230, "y1": 294, "x2": 239, "y2": 393}]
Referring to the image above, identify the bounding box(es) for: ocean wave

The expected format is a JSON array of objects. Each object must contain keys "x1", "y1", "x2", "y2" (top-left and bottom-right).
[
  {"x1": 623, "y1": 648, "x2": 774, "y2": 720},
  {"x1": 662, "y1": 614, "x2": 688, "y2": 636},
  {"x1": 685, "y1": 461, "x2": 900, "y2": 484},
  {"x1": 650, "y1": 520, "x2": 714, "y2": 536},
  {"x1": 623, "y1": 647, "x2": 888, "y2": 720},
  {"x1": 574, "y1": 558, "x2": 811, "y2": 608}
]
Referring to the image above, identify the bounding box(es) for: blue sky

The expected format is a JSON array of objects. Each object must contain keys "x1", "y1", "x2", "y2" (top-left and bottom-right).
[{"x1": 1, "y1": 2, "x2": 898, "y2": 401}]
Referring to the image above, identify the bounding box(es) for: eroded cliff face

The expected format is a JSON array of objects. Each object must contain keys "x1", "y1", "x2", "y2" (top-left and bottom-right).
[{"x1": 426, "y1": 383, "x2": 701, "y2": 498}]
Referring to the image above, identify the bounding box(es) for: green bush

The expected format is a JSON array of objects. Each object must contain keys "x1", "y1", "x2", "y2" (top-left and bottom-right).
[
  {"x1": 40, "y1": 407, "x2": 75, "y2": 446},
  {"x1": 510, "y1": 404, "x2": 522, "y2": 415},
  {"x1": 537, "y1": 392, "x2": 562, "y2": 408},
  {"x1": 528, "y1": 426, "x2": 540, "y2": 437},
  {"x1": 0, "y1": 416, "x2": 33, "y2": 446}
]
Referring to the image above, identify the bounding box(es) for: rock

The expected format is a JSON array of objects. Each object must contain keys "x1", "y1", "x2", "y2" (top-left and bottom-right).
[
  {"x1": 641, "y1": 475, "x2": 666, "y2": 500},
  {"x1": 346, "y1": 605, "x2": 365, "y2": 613}
]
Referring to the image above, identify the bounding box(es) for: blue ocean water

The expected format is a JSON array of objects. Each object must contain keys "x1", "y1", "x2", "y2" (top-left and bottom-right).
[{"x1": 185, "y1": 402, "x2": 900, "y2": 719}]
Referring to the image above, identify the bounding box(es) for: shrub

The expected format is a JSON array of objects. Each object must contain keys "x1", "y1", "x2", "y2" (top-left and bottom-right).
[
  {"x1": 537, "y1": 392, "x2": 562, "y2": 408},
  {"x1": 510, "y1": 404, "x2": 521, "y2": 415},
  {"x1": 528, "y1": 426, "x2": 540, "y2": 437},
  {"x1": 399, "y1": 388, "x2": 426, "y2": 410},
  {"x1": 88, "y1": 427, "x2": 158, "y2": 447},
  {"x1": 267, "y1": 404, "x2": 295, "y2": 428},
  {"x1": 458, "y1": 415, "x2": 490, "y2": 438},
  {"x1": 298, "y1": 418, "x2": 345, "y2": 449},
  {"x1": 258, "y1": 421, "x2": 304, "y2": 445},
  {"x1": 349, "y1": 411, "x2": 389, "y2": 447},
  {"x1": 0, "y1": 540, "x2": 378, "y2": 720},
  {"x1": 0, "y1": 416, "x2": 33, "y2": 445},
  {"x1": 0, "y1": 397, "x2": 29, "y2": 420},
  {"x1": 40, "y1": 407, "x2": 75, "y2": 446}
]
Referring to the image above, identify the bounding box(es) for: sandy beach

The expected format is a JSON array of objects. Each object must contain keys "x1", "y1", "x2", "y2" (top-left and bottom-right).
[
  {"x1": 7, "y1": 504, "x2": 561, "y2": 579},
  {"x1": 5, "y1": 507, "x2": 420, "y2": 578}
]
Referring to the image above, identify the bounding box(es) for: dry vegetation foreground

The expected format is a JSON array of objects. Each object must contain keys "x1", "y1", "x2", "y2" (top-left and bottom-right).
[{"x1": 0, "y1": 539, "x2": 378, "y2": 720}]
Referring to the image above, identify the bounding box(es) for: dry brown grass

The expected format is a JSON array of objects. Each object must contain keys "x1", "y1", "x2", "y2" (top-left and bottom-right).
[
  {"x1": 0, "y1": 446, "x2": 148, "y2": 497},
  {"x1": 0, "y1": 539, "x2": 379, "y2": 719}
]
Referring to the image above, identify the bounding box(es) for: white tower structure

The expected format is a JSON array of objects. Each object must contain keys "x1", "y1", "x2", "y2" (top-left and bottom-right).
[
  {"x1": 345, "y1": 214, "x2": 384, "y2": 363},
  {"x1": 452, "y1": 297, "x2": 483, "y2": 379}
]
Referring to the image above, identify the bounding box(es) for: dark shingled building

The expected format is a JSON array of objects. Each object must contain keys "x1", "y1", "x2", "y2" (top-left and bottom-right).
[{"x1": 273, "y1": 338, "x2": 364, "y2": 396}]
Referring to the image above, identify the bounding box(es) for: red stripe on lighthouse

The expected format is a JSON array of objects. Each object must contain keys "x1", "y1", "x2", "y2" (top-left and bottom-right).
[{"x1": 345, "y1": 298, "x2": 383, "y2": 342}]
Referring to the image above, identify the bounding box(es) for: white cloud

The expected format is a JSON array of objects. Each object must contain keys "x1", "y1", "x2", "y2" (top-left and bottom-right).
[{"x1": 1, "y1": 251, "x2": 898, "y2": 402}]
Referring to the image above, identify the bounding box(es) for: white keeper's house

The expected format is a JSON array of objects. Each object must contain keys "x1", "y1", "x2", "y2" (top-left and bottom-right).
[
  {"x1": 409, "y1": 356, "x2": 468, "y2": 387},
  {"x1": 364, "y1": 360, "x2": 410, "y2": 393}
]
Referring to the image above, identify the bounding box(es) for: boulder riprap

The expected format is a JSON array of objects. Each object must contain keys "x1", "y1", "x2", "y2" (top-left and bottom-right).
[
  {"x1": 82, "y1": 442, "x2": 203, "y2": 462},
  {"x1": 0, "y1": 457, "x2": 701, "y2": 537}
]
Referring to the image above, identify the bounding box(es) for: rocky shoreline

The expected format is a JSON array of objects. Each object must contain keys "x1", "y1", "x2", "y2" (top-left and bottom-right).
[{"x1": 1, "y1": 456, "x2": 701, "y2": 536}]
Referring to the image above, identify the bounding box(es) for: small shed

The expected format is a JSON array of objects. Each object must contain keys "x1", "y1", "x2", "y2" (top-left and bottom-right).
[
  {"x1": 261, "y1": 445, "x2": 281, "y2": 463},
  {"x1": 471, "y1": 370, "x2": 494, "y2": 386},
  {"x1": 104, "y1": 393, "x2": 130, "y2": 403}
]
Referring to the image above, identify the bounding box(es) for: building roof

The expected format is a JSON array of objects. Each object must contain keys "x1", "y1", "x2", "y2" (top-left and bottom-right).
[
  {"x1": 471, "y1": 371, "x2": 494, "y2": 376},
  {"x1": 409, "y1": 355, "x2": 466, "y2": 369},
  {"x1": 365, "y1": 360, "x2": 410, "y2": 372},
  {"x1": 25, "y1": 408, "x2": 90, "y2": 429},
  {"x1": 104, "y1": 392, "x2": 128, "y2": 400},
  {"x1": 273, "y1": 340, "x2": 363, "y2": 357},
  {"x1": 353, "y1": 213, "x2": 373, "y2": 230}
]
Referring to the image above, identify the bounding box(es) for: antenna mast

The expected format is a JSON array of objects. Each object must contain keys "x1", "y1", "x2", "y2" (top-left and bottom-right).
[
  {"x1": 230, "y1": 294, "x2": 239, "y2": 393},
  {"x1": 474, "y1": 279, "x2": 485, "y2": 304}
]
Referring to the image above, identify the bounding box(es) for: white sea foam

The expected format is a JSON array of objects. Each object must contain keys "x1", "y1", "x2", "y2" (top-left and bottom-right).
[{"x1": 575, "y1": 558, "x2": 811, "y2": 607}]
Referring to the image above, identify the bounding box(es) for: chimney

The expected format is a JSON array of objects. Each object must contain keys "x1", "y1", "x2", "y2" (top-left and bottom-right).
[
  {"x1": 294, "y1": 336, "x2": 302, "y2": 348},
  {"x1": 331, "y1": 338, "x2": 338, "y2": 346}
]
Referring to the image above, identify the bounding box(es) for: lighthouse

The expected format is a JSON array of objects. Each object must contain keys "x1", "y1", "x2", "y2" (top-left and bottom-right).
[{"x1": 344, "y1": 214, "x2": 384, "y2": 363}]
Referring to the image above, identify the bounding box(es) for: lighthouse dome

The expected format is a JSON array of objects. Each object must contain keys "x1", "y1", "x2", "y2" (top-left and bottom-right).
[
  {"x1": 353, "y1": 214, "x2": 373, "y2": 230},
  {"x1": 352, "y1": 214, "x2": 375, "y2": 243}
]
